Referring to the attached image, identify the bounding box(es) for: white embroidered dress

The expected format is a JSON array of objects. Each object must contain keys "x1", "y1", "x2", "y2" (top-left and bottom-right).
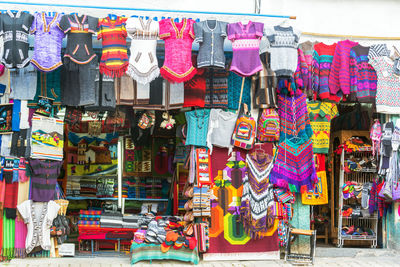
[
  {"x1": 126, "y1": 17, "x2": 159, "y2": 85},
  {"x1": 17, "y1": 200, "x2": 60, "y2": 253}
]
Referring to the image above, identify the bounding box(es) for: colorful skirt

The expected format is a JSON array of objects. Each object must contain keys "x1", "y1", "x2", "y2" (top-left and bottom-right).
[{"x1": 269, "y1": 138, "x2": 317, "y2": 193}]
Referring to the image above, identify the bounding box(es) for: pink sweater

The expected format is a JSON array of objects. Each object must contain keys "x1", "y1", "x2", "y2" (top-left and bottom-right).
[{"x1": 328, "y1": 40, "x2": 358, "y2": 95}]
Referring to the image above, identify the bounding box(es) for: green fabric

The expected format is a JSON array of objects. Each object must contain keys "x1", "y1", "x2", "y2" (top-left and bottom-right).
[{"x1": 3, "y1": 214, "x2": 15, "y2": 259}]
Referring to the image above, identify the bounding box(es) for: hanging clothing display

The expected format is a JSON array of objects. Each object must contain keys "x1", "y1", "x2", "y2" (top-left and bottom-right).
[
  {"x1": 194, "y1": 20, "x2": 228, "y2": 68},
  {"x1": 240, "y1": 152, "x2": 275, "y2": 239},
  {"x1": 251, "y1": 52, "x2": 277, "y2": 109},
  {"x1": 85, "y1": 71, "x2": 116, "y2": 112},
  {"x1": 328, "y1": 39, "x2": 359, "y2": 96},
  {"x1": 29, "y1": 159, "x2": 63, "y2": 202},
  {"x1": 369, "y1": 57, "x2": 400, "y2": 114},
  {"x1": 30, "y1": 12, "x2": 64, "y2": 72},
  {"x1": 227, "y1": 72, "x2": 251, "y2": 110},
  {"x1": 0, "y1": 11, "x2": 33, "y2": 69},
  {"x1": 299, "y1": 41, "x2": 317, "y2": 98},
  {"x1": 264, "y1": 25, "x2": 300, "y2": 76},
  {"x1": 227, "y1": 21, "x2": 263, "y2": 76},
  {"x1": 184, "y1": 68, "x2": 206, "y2": 108},
  {"x1": 9, "y1": 61, "x2": 37, "y2": 100},
  {"x1": 17, "y1": 200, "x2": 60, "y2": 253},
  {"x1": 206, "y1": 109, "x2": 237, "y2": 153},
  {"x1": 204, "y1": 68, "x2": 229, "y2": 108},
  {"x1": 126, "y1": 17, "x2": 160, "y2": 84},
  {"x1": 312, "y1": 42, "x2": 339, "y2": 102},
  {"x1": 159, "y1": 18, "x2": 196, "y2": 83},
  {"x1": 307, "y1": 101, "x2": 338, "y2": 154},
  {"x1": 368, "y1": 44, "x2": 390, "y2": 60},
  {"x1": 349, "y1": 44, "x2": 377, "y2": 102},
  {"x1": 97, "y1": 16, "x2": 128, "y2": 78},
  {"x1": 59, "y1": 14, "x2": 98, "y2": 64},
  {"x1": 185, "y1": 109, "x2": 210, "y2": 147}
]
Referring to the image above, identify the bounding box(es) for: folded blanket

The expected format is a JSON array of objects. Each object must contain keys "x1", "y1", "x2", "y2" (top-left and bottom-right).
[
  {"x1": 79, "y1": 214, "x2": 100, "y2": 221},
  {"x1": 78, "y1": 220, "x2": 100, "y2": 226},
  {"x1": 80, "y1": 210, "x2": 101, "y2": 215}
]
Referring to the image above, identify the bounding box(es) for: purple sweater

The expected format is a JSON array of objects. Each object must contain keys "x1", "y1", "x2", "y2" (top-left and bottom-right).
[{"x1": 29, "y1": 159, "x2": 63, "y2": 202}]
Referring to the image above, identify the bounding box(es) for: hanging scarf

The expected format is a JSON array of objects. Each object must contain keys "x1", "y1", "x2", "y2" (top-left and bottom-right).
[
  {"x1": 4, "y1": 181, "x2": 19, "y2": 219},
  {"x1": 240, "y1": 152, "x2": 275, "y2": 239},
  {"x1": 14, "y1": 218, "x2": 27, "y2": 258},
  {"x1": 2, "y1": 213, "x2": 15, "y2": 259}
]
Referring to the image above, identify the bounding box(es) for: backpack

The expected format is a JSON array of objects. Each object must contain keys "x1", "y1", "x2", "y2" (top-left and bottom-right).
[
  {"x1": 257, "y1": 108, "x2": 280, "y2": 142},
  {"x1": 231, "y1": 113, "x2": 256, "y2": 150}
]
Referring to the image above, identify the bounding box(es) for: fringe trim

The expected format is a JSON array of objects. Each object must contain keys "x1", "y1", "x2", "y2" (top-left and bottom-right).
[
  {"x1": 14, "y1": 248, "x2": 26, "y2": 258},
  {"x1": 2, "y1": 248, "x2": 14, "y2": 259},
  {"x1": 99, "y1": 63, "x2": 128, "y2": 78},
  {"x1": 126, "y1": 65, "x2": 160, "y2": 85}
]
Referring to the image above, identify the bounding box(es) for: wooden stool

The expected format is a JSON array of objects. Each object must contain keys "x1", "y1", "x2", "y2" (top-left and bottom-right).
[{"x1": 285, "y1": 228, "x2": 317, "y2": 265}]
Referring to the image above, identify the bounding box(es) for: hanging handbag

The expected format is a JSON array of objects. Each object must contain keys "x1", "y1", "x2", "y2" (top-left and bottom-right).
[
  {"x1": 257, "y1": 108, "x2": 280, "y2": 142},
  {"x1": 302, "y1": 170, "x2": 328, "y2": 205}
]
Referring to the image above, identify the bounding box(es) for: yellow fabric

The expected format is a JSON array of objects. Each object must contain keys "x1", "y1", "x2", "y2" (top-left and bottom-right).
[
  {"x1": 302, "y1": 170, "x2": 328, "y2": 205},
  {"x1": 308, "y1": 101, "x2": 338, "y2": 154}
]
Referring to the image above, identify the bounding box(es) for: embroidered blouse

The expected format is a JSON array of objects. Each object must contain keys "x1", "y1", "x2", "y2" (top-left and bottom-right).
[
  {"x1": 185, "y1": 109, "x2": 210, "y2": 147},
  {"x1": 17, "y1": 200, "x2": 60, "y2": 254},
  {"x1": 58, "y1": 14, "x2": 98, "y2": 64},
  {"x1": 30, "y1": 12, "x2": 64, "y2": 72},
  {"x1": 126, "y1": 17, "x2": 160, "y2": 84},
  {"x1": 0, "y1": 11, "x2": 33, "y2": 69},
  {"x1": 159, "y1": 18, "x2": 197, "y2": 83},
  {"x1": 98, "y1": 16, "x2": 128, "y2": 78},
  {"x1": 227, "y1": 21, "x2": 264, "y2": 76},
  {"x1": 194, "y1": 20, "x2": 228, "y2": 68}
]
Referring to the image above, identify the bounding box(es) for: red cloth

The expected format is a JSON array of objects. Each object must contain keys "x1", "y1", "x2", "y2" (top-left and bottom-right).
[
  {"x1": 184, "y1": 68, "x2": 206, "y2": 108},
  {"x1": 4, "y1": 182, "x2": 18, "y2": 219}
]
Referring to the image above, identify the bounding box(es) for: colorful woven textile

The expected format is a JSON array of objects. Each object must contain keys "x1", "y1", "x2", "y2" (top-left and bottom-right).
[
  {"x1": 2, "y1": 213, "x2": 15, "y2": 259},
  {"x1": 130, "y1": 243, "x2": 199, "y2": 265},
  {"x1": 277, "y1": 92, "x2": 313, "y2": 143},
  {"x1": 240, "y1": 152, "x2": 275, "y2": 239},
  {"x1": 78, "y1": 220, "x2": 100, "y2": 226},
  {"x1": 273, "y1": 188, "x2": 295, "y2": 204},
  {"x1": 98, "y1": 16, "x2": 128, "y2": 78},
  {"x1": 80, "y1": 210, "x2": 101, "y2": 215},
  {"x1": 269, "y1": 138, "x2": 317, "y2": 193},
  {"x1": 14, "y1": 218, "x2": 27, "y2": 258},
  {"x1": 307, "y1": 101, "x2": 338, "y2": 154}
]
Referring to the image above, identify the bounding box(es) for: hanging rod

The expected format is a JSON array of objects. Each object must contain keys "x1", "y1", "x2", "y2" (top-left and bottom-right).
[
  {"x1": 302, "y1": 31, "x2": 400, "y2": 40},
  {"x1": 0, "y1": 1, "x2": 296, "y2": 19}
]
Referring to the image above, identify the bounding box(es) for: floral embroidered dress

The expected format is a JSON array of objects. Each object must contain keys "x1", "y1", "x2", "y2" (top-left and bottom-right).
[
  {"x1": 98, "y1": 16, "x2": 128, "y2": 78},
  {"x1": 17, "y1": 200, "x2": 60, "y2": 254},
  {"x1": 126, "y1": 17, "x2": 159, "y2": 84},
  {"x1": 227, "y1": 21, "x2": 264, "y2": 76},
  {"x1": 159, "y1": 18, "x2": 197, "y2": 83},
  {"x1": 30, "y1": 12, "x2": 64, "y2": 72}
]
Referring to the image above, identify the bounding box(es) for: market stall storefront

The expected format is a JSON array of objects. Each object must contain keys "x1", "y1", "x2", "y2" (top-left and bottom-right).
[{"x1": 0, "y1": 0, "x2": 398, "y2": 265}]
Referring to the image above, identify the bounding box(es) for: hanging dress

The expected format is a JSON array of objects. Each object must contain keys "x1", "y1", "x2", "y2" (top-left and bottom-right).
[
  {"x1": 126, "y1": 17, "x2": 160, "y2": 84},
  {"x1": 240, "y1": 152, "x2": 275, "y2": 239},
  {"x1": 159, "y1": 18, "x2": 197, "y2": 83}
]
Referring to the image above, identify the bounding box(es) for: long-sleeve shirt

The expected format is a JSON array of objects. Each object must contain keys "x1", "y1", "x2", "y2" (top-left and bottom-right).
[
  {"x1": 312, "y1": 42, "x2": 340, "y2": 102},
  {"x1": 328, "y1": 40, "x2": 358, "y2": 96}
]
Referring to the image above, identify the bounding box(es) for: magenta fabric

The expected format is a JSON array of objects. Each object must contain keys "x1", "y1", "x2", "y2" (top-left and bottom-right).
[
  {"x1": 14, "y1": 219, "x2": 27, "y2": 258},
  {"x1": 30, "y1": 12, "x2": 64, "y2": 72},
  {"x1": 328, "y1": 40, "x2": 359, "y2": 95},
  {"x1": 227, "y1": 21, "x2": 263, "y2": 77},
  {"x1": 159, "y1": 18, "x2": 197, "y2": 83}
]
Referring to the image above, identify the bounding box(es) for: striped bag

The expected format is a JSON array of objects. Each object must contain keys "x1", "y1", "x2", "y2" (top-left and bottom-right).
[
  {"x1": 231, "y1": 113, "x2": 256, "y2": 150},
  {"x1": 257, "y1": 108, "x2": 280, "y2": 142}
]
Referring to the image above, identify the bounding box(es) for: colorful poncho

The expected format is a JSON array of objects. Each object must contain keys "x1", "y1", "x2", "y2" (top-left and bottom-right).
[{"x1": 240, "y1": 152, "x2": 275, "y2": 239}]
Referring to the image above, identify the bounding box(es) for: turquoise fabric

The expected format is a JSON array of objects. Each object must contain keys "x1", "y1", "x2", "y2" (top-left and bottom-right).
[
  {"x1": 227, "y1": 72, "x2": 251, "y2": 110},
  {"x1": 185, "y1": 109, "x2": 210, "y2": 147}
]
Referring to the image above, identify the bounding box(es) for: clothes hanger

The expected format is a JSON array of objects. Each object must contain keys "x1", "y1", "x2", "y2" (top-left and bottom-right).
[
  {"x1": 108, "y1": 14, "x2": 117, "y2": 21},
  {"x1": 279, "y1": 18, "x2": 291, "y2": 27}
]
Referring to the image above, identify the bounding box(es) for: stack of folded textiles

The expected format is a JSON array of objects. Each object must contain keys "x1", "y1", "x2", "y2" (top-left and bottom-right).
[
  {"x1": 146, "y1": 177, "x2": 163, "y2": 199},
  {"x1": 66, "y1": 176, "x2": 81, "y2": 197},
  {"x1": 80, "y1": 177, "x2": 98, "y2": 197},
  {"x1": 122, "y1": 214, "x2": 140, "y2": 229},
  {"x1": 100, "y1": 212, "x2": 123, "y2": 228},
  {"x1": 193, "y1": 186, "x2": 211, "y2": 217},
  {"x1": 96, "y1": 177, "x2": 115, "y2": 197},
  {"x1": 78, "y1": 210, "x2": 101, "y2": 230},
  {"x1": 127, "y1": 177, "x2": 147, "y2": 199}
]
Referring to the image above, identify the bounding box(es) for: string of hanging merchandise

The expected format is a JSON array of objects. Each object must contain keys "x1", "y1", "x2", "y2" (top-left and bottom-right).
[
  {"x1": 302, "y1": 32, "x2": 400, "y2": 40},
  {"x1": 0, "y1": 0, "x2": 296, "y2": 19}
]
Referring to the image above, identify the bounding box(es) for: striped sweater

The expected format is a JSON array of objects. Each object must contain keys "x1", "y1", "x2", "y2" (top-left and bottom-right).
[
  {"x1": 312, "y1": 42, "x2": 340, "y2": 102},
  {"x1": 294, "y1": 48, "x2": 308, "y2": 91},
  {"x1": 349, "y1": 45, "x2": 377, "y2": 103},
  {"x1": 328, "y1": 40, "x2": 358, "y2": 96},
  {"x1": 98, "y1": 16, "x2": 129, "y2": 78}
]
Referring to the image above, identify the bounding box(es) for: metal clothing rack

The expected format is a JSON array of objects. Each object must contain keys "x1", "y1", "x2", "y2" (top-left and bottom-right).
[{"x1": 0, "y1": 0, "x2": 296, "y2": 19}]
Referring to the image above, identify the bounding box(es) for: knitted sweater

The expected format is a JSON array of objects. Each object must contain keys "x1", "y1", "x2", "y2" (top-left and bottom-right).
[
  {"x1": 299, "y1": 41, "x2": 317, "y2": 97},
  {"x1": 312, "y1": 42, "x2": 340, "y2": 102},
  {"x1": 328, "y1": 40, "x2": 358, "y2": 95},
  {"x1": 349, "y1": 45, "x2": 377, "y2": 103},
  {"x1": 265, "y1": 25, "x2": 300, "y2": 76},
  {"x1": 293, "y1": 48, "x2": 308, "y2": 91}
]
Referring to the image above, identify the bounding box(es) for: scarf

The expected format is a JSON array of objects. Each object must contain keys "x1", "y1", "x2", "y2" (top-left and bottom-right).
[
  {"x1": 4, "y1": 181, "x2": 19, "y2": 219},
  {"x1": 14, "y1": 218, "x2": 27, "y2": 258},
  {"x1": 240, "y1": 152, "x2": 275, "y2": 239},
  {"x1": 2, "y1": 213, "x2": 15, "y2": 259}
]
